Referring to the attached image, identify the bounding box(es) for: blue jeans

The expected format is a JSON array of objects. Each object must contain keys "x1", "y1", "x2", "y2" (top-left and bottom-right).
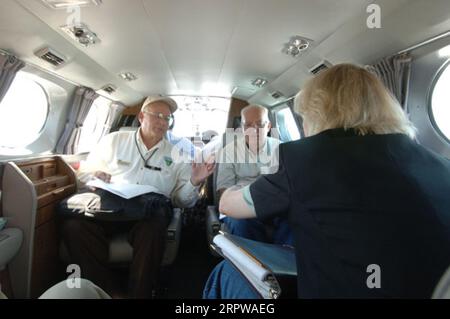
[
  {"x1": 223, "y1": 217, "x2": 293, "y2": 245},
  {"x1": 203, "y1": 260, "x2": 260, "y2": 299}
]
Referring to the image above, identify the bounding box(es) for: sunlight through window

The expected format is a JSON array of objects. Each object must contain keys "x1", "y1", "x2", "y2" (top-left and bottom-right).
[
  {"x1": 276, "y1": 107, "x2": 300, "y2": 142},
  {"x1": 431, "y1": 63, "x2": 450, "y2": 142},
  {"x1": 0, "y1": 73, "x2": 48, "y2": 148},
  {"x1": 170, "y1": 96, "x2": 229, "y2": 138},
  {"x1": 77, "y1": 96, "x2": 112, "y2": 153}
]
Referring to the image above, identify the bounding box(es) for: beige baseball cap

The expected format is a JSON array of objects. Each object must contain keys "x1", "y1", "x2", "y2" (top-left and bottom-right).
[{"x1": 141, "y1": 96, "x2": 178, "y2": 113}]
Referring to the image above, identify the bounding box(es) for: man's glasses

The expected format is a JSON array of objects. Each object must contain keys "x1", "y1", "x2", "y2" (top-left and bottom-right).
[
  {"x1": 144, "y1": 111, "x2": 174, "y2": 126},
  {"x1": 242, "y1": 121, "x2": 268, "y2": 129}
]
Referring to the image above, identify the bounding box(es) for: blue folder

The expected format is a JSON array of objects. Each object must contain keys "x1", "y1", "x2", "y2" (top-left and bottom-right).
[{"x1": 225, "y1": 232, "x2": 297, "y2": 277}]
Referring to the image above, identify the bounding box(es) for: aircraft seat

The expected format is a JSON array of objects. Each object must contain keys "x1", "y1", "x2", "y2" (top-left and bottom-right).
[{"x1": 59, "y1": 208, "x2": 183, "y2": 267}]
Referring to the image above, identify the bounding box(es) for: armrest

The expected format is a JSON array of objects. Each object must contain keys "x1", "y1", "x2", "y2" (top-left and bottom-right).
[
  {"x1": 162, "y1": 208, "x2": 183, "y2": 266},
  {"x1": 206, "y1": 206, "x2": 222, "y2": 257},
  {"x1": 0, "y1": 228, "x2": 23, "y2": 271},
  {"x1": 206, "y1": 206, "x2": 221, "y2": 235},
  {"x1": 167, "y1": 208, "x2": 182, "y2": 241}
]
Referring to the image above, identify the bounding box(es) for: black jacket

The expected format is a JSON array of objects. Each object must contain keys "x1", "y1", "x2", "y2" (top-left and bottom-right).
[{"x1": 250, "y1": 128, "x2": 450, "y2": 298}]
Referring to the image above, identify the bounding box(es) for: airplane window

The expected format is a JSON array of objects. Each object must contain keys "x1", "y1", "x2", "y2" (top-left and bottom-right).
[
  {"x1": 0, "y1": 73, "x2": 48, "y2": 149},
  {"x1": 431, "y1": 62, "x2": 450, "y2": 142},
  {"x1": 170, "y1": 96, "x2": 229, "y2": 138},
  {"x1": 276, "y1": 107, "x2": 300, "y2": 142},
  {"x1": 77, "y1": 95, "x2": 112, "y2": 153}
]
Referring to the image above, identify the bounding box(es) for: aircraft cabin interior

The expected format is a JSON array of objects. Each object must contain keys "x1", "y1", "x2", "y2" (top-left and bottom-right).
[{"x1": 1, "y1": 0, "x2": 450, "y2": 301}]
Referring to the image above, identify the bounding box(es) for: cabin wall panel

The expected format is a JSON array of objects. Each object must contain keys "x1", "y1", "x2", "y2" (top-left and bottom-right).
[{"x1": 226, "y1": 98, "x2": 248, "y2": 129}]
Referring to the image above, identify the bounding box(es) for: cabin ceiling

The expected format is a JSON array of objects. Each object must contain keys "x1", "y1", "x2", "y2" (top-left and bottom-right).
[{"x1": 1, "y1": 0, "x2": 450, "y2": 106}]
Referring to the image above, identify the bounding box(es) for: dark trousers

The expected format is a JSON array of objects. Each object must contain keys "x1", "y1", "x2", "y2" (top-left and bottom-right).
[{"x1": 59, "y1": 189, "x2": 170, "y2": 298}]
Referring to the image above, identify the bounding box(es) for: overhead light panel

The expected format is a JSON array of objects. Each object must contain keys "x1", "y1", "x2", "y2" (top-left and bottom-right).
[
  {"x1": 283, "y1": 36, "x2": 311, "y2": 58},
  {"x1": 61, "y1": 23, "x2": 100, "y2": 47},
  {"x1": 41, "y1": 0, "x2": 102, "y2": 9},
  {"x1": 309, "y1": 60, "x2": 333, "y2": 75},
  {"x1": 119, "y1": 72, "x2": 138, "y2": 82},
  {"x1": 34, "y1": 47, "x2": 67, "y2": 67},
  {"x1": 251, "y1": 78, "x2": 268, "y2": 88},
  {"x1": 271, "y1": 91, "x2": 284, "y2": 99}
]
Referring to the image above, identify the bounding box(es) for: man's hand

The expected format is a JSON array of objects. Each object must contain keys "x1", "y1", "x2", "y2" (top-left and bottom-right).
[
  {"x1": 191, "y1": 155, "x2": 215, "y2": 187},
  {"x1": 93, "y1": 171, "x2": 112, "y2": 183}
]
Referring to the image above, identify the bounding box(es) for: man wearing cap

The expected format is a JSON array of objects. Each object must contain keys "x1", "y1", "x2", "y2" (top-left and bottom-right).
[{"x1": 60, "y1": 96, "x2": 215, "y2": 298}]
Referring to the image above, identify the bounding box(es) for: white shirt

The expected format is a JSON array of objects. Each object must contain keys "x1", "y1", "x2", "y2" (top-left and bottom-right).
[
  {"x1": 78, "y1": 130, "x2": 199, "y2": 208},
  {"x1": 216, "y1": 136, "x2": 280, "y2": 190}
]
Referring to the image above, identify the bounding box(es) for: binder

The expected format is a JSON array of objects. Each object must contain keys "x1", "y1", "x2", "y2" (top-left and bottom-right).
[{"x1": 211, "y1": 231, "x2": 297, "y2": 299}]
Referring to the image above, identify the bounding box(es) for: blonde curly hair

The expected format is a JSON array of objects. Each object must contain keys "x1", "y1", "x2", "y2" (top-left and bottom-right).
[{"x1": 295, "y1": 63, "x2": 416, "y2": 138}]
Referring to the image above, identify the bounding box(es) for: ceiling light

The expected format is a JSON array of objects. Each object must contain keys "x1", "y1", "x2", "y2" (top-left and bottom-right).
[
  {"x1": 41, "y1": 0, "x2": 102, "y2": 9},
  {"x1": 251, "y1": 78, "x2": 268, "y2": 88},
  {"x1": 283, "y1": 36, "x2": 311, "y2": 58},
  {"x1": 61, "y1": 23, "x2": 100, "y2": 47},
  {"x1": 119, "y1": 72, "x2": 138, "y2": 82}
]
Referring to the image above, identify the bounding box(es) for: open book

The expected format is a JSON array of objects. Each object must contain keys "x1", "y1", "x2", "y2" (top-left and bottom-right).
[
  {"x1": 211, "y1": 232, "x2": 297, "y2": 299},
  {"x1": 86, "y1": 178, "x2": 162, "y2": 199}
]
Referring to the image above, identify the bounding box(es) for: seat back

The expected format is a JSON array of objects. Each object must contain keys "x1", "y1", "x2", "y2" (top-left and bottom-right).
[{"x1": 205, "y1": 132, "x2": 240, "y2": 254}]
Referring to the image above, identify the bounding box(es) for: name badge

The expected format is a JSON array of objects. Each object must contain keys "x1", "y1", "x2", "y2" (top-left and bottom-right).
[{"x1": 117, "y1": 159, "x2": 131, "y2": 166}]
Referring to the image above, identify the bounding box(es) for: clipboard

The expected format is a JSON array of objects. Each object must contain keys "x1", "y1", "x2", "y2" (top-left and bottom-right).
[{"x1": 211, "y1": 231, "x2": 297, "y2": 299}]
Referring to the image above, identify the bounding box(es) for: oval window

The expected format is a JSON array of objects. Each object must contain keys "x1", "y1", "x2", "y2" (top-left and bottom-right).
[
  {"x1": 0, "y1": 73, "x2": 48, "y2": 148},
  {"x1": 431, "y1": 62, "x2": 450, "y2": 142}
]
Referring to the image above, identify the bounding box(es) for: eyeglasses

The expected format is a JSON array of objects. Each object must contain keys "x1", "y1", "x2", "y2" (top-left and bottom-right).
[
  {"x1": 144, "y1": 111, "x2": 174, "y2": 126},
  {"x1": 242, "y1": 121, "x2": 268, "y2": 129}
]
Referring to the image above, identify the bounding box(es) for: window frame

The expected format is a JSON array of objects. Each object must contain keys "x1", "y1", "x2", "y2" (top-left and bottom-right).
[
  {"x1": 271, "y1": 99, "x2": 302, "y2": 142},
  {"x1": 76, "y1": 95, "x2": 113, "y2": 154},
  {"x1": 428, "y1": 59, "x2": 450, "y2": 145}
]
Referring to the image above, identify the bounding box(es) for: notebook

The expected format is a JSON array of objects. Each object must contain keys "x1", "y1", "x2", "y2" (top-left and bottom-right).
[{"x1": 86, "y1": 178, "x2": 162, "y2": 199}]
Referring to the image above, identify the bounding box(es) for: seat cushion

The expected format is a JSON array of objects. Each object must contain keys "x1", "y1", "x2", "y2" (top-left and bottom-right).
[
  {"x1": 60, "y1": 208, "x2": 182, "y2": 267},
  {"x1": 108, "y1": 233, "x2": 132, "y2": 264}
]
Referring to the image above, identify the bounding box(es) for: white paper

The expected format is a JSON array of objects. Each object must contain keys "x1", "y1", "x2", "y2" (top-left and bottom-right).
[
  {"x1": 213, "y1": 234, "x2": 276, "y2": 299},
  {"x1": 86, "y1": 178, "x2": 162, "y2": 199},
  {"x1": 213, "y1": 235, "x2": 269, "y2": 281}
]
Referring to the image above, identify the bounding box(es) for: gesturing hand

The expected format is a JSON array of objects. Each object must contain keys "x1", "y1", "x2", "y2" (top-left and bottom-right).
[{"x1": 190, "y1": 155, "x2": 216, "y2": 186}]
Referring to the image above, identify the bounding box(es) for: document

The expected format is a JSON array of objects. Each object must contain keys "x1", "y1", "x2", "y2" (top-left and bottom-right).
[{"x1": 86, "y1": 178, "x2": 162, "y2": 199}]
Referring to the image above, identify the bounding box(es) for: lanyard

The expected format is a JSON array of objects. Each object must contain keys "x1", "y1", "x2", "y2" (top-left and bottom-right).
[{"x1": 134, "y1": 131, "x2": 162, "y2": 171}]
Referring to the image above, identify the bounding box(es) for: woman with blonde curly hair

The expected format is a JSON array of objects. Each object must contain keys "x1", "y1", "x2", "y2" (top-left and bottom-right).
[
  {"x1": 205, "y1": 63, "x2": 450, "y2": 299},
  {"x1": 297, "y1": 63, "x2": 415, "y2": 138}
]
